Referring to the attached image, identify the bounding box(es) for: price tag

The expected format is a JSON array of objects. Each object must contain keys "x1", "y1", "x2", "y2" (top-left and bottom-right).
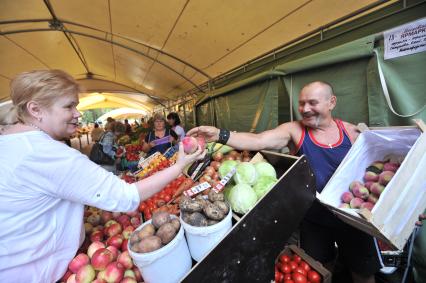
[
  {"x1": 183, "y1": 182, "x2": 211, "y2": 197},
  {"x1": 213, "y1": 167, "x2": 236, "y2": 193},
  {"x1": 190, "y1": 161, "x2": 206, "y2": 179}
]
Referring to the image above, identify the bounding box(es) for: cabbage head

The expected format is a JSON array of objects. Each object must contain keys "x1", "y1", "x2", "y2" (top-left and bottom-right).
[
  {"x1": 218, "y1": 160, "x2": 238, "y2": 178},
  {"x1": 254, "y1": 162, "x2": 277, "y2": 179},
  {"x1": 253, "y1": 176, "x2": 277, "y2": 199},
  {"x1": 234, "y1": 162, "x2": 257, "y2": 185},
  {"x1": 228, "y1": 183, "x2": 258, "y2": 214}
]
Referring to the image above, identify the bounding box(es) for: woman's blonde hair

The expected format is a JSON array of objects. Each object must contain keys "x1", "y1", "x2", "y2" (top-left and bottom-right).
[{"x1": 1, "y1": 70, "x2": 80, "y2": 124}]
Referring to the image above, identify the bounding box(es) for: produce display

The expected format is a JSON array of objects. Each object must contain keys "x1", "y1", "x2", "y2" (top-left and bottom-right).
[
  {"x1": 60, "y1": 207, "x2": 144, "y2": 283},
  {"x1": 180, "y1": 191, "x2": 229, "y2": 226},
  {"x1": 129, "y1": 212, "x2": 181, "y2": 253},
  {"x1": 339, "y1": 159, "x2": 401, "y2": 210},
  {"x1": 275, "y1": 251, "x2": 322, "y2": 283}
]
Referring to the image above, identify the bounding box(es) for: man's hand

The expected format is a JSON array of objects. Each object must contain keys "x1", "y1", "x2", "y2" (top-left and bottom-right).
[{"x1": 186, "y1": 126, "x2": 220, "y2": 143}]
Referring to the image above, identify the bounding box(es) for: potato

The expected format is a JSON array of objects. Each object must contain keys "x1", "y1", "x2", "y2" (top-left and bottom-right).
[
  {"x1": 203, "y1": 203, "x2": 225, "y2": 221},
  {"x1": 170, "y1": 218, "x2": 181, "y2": 231},
  {"x1": 214, "y1": 201, "x2": 229, "y2": 215},
  {"x1": 181, "y1": 212, "x2": 191, "y2": 224},
  {"x1": 130, "y1": 242, "x2": 140, "y2": 253},
  {"x1": 194, "y1": 198, "x2": 208, "y2": 209},
  {"x1": 208, "y1": 191, "x2": 224, "y2": 202},
  {"x1": 187, "y1": 212, "x2": 208, "y2": 227},
  {"x1": 129, "y1": 232, "x2": 140, "y2": 245},
  {"x1": 137, "y1": 223, "x2": 155, "y2": 240},
  {"x1": 152, "y1": 211, "x2": 171, "y2": 229},
  {"x1": 156, "y1": 222, "x2": 177, "y2": 244},
  {"x1": 138, "y1": 235, "x2": 162, "y2": 253},
  {"x1": 180, "y1": 198, "x2": 203, "y2": 213},
  {"x1": 207, "y1": 219, "x2": 219, "y2": 226}
]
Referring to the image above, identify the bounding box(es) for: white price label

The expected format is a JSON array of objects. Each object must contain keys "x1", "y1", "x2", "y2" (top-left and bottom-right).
[
  {"x1": 183, "y1": 182, "x2": 211, "y2": 197},
  {"x1": 213, "y1": 167, "x2": 237, "y2": 193}
]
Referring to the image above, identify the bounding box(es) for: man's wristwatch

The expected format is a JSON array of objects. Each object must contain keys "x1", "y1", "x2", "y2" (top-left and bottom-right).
[{"x1": 217, "y1": 128, "x2": 230, "y2": 145}]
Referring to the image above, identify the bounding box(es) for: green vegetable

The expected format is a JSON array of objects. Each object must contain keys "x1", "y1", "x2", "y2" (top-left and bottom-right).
[
  {"x1": 254, "y1": 162, "x2": 277, "y2": 179},
  {"x1": 253, "y1": 176, "x2": 277, "y2": 199},
  {"x1": 207, "y1": 142, "x2": 234, "y2": 154},
  {"x1": 218, "y1": 160, "x2": 238, "y2": 178},
  {"x1": 234, "y1": 162, "x2": 257, "y2": 185},
  {"x1": 228, "y1": 183, "x2": 258, "y2": 214}
]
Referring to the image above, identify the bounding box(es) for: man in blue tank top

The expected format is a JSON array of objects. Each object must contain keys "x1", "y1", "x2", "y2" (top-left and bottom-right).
[{"x1": 188, "y1": 81, "x2": 381, "y2": 283}]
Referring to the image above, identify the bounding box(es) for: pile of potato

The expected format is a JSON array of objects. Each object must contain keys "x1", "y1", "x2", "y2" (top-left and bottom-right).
[
  {"x1": 129, "y1": 211, "x2": 180, "y2": 253},
  {"x1": 180, "y1": 191, "x2": 230, "y2": 227}
]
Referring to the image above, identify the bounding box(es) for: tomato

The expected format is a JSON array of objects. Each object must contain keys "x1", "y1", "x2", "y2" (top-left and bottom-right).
[
  {"x1": 293, "y1": 254, "x2": 302, "y2": 263},
  {"x1": 279, "y1": 263, "x2": 292, "y2": 274},
  {"x1": 294, "y1": 267, "x2": 307, "y2": 276},
  {"x1": 291, "y1": 272, "x2": 307, "y2": 283},
  {"x1": 289, "y1": 261, "x2": 298, "y2": 271},
  {"x1": 283, "y1": 280, "x2": 294, "y2": 283},
  {"x1": 284, "y1": 273, "x2": 292, "y2": 280},
  {"x1": 144, "y1": 212, "x2": 152, "y2": 220},
  {"x1": 299, "y1": 261, "x2": 311, "y2": 273},
  {"x1": 275, "y1": 270, "x2": 284, "y2": 283},
  {"x1": 307, "y1": 270, "x2": 321, "y2": 283},
  {"x1": 163, "y1": 194, "x2": 171, "y2": 202},
  {"x1": 138, "y1": 202, "x2": 147, "y2": 212},
  {"x1": 280, "y1": 255, "x2": 291, "y2": 264}
]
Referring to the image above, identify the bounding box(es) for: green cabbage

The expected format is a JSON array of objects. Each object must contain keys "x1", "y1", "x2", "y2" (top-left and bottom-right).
[
  {"x1": 253, "y1": 176, "x2": 277, "y2": 199},
  {"x1": 218, "y1": 160, "x2": 238, "y2": 178},
  {"x1": 228, "y1": 183, "x2": 258, "y2": 214},
  {"x1": 254, "y1": 162, "x2": 277, "y2": 179},
  {"x1": 234, "y1": 162, "x2": 257, "y2": 185}
]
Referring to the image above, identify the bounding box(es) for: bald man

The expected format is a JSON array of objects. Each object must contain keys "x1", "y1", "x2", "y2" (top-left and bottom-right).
[{"x1": 188, "y1": 81, "x2": 381, "y2": 283}]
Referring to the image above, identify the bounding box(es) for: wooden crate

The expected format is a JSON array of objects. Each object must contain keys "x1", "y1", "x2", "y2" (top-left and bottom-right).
[{"x1": 318, "y1": 125, "x2": 426, "y2": 250}]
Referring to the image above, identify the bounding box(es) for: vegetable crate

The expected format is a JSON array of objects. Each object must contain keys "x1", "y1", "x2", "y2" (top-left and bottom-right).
[
  {"x1": 276, "y1": 245, "x2": 331, "y2": 283},
  {"x1": 181, "y1": 151, "x2": 317, "y2": 282},
  {"x1": 318, "y1": 123, "x2": 426, "y2": 250}
]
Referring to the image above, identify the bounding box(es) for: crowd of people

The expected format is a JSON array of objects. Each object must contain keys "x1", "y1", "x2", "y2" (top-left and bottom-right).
[{"x1": 0, "y1": 69, "x2": 424, "y2": 283}]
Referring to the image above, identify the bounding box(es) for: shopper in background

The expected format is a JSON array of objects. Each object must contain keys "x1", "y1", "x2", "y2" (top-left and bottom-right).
[
  {"x1": 124, "y1": 119, "x2": 132, "y2": 135},
  {"x1": 90, "y1": 122, "x2": 104, "y2": 142},
  {"x1": 167, "y1": 112, "x2": 185, "y2": 141},
  {"x1": 99, "y1": 121, "x2": 126, "y2": 173},
  {"x1": 104, "y1": 116, "x2": 115, "y2": 130},
  {"x1": 0, "y1": 69, "x2": 204, "y2": 283},
  {"x1": 188, "y1": 81, "x2": 380, "y2": 283},
  {"x1": 142, "y1": 113, "x2": 178, "y2": 156}
]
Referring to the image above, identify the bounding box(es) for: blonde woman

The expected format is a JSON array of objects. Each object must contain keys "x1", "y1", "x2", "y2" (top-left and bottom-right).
[{"x1": 0, "y1": 70, "x2": 204, "y2": 282}]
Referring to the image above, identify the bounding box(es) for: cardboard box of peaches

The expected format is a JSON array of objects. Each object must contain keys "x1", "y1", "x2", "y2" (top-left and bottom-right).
[{"x1": 317, "y1": 123, "x2": 426, "y2": 250}]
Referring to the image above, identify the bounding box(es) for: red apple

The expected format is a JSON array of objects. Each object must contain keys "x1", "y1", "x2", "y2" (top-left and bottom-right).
[
  {"x1": 104, "y1": 262, "x2": 125, "y2": 283},
  {"x1": 76, "y1": 264, "x2": 95, "y2": 283},
  {"x1": 106, "y1": 234, "x2": 124, "y2": 249},
  {"x1": 87, "y1": 241, "x2": 106, "y2": 258},
  {"x1": 106, "y1": 223, "x2": 123, "y2": 237},
  {"x1": 86, "y1": 213, "x2": 101, "y2": 226},
  {"x1": 125, "y1": 210, "x2": 139, "y2": 218},
  {"x1": 122, "y1": 226, "x2": 135, "y2": 240},
  {"x1": 68, "y1": 253, "x2": 90, "y2": 273},
  {"x1": 121, "y1": 277, "x2": 137, "y2": 283},
  {"x1": 132, "y1": 266, "x2": 143, "y2": 282},
  {"x1": 84, "y1": 223, "x2": 93, "y2": 234},
  {"x1": 101, "y1": 211, "x2": 113, "y2": 224},
  {"x1": 90, "y1": 230, "x2": 104, "y2": 242},
  {"x1": 91, "y1": 248, "x2": 113, "y2": 271},
  {"x1": 121, "y1": 239, "x2": 129, "y2": 252},
  {"x1": 130, "y1": 216, "x2": 141, "y2": 228},
  {"x1": 117, "y1": 214, "x2": 131, "y2": 228},
  {"x1": 106, "y1": 245, "x2": 119, "y2": 261},
  {"x1": 66, "y1": 274, "x2": 76, "y2": 283},
  {"x1": 104, "y1": 220, "x2": 118, "y2": 228},
  {"x1": 60, "y1": 269, "x2": 72, "y2": 282},
  {"x1": 117, "y1": 251, "x2": 133, "y2": 269},
  {"x1": 124, "y1": 269, "x2": 136, "y2": 279}
]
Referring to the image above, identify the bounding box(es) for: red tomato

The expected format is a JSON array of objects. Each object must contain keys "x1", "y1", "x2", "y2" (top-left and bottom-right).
[
  {"x1": 138, "y1": 202, "x2": 147, "y2": 212},
  {"x1": 280, "y1": 255, "x2": 291, "y2": 264},
  {"x1": 145, "y1": 212, "x2": 152, "y2": 220},
  {"x1": 293, "y1": 254, "x2": 302, "y2": 263},
  {"x1": 289, "y1": 261, "x2": 298, "y2": 271},
  {"x1": 291, "y1": 272, "x2": 307, "y2": 283},
  {"x1": 294, "y1": 267, "x2": 307, "y2": 276},
  {"x1": 299, "y1": 261, "x2": 311, "y2": 273},
  {"x1": 163, "y1": 194, "x2": 171, "y2": 202},
  {"x1": 275, "y1": 270, "x2": 284, "y2": 283},
  {"x1": 279, "y1": 263, "x2": 292, "y2": 274},
  {"x1": 307, "y1": 270, "x2": 321, "y2": 283},
  {"x1": 284, "y1": 273, "x2": 292, "y2": 280},
  {"x1": 283, "y1": 280, "x2": 294, "y2": 283}
]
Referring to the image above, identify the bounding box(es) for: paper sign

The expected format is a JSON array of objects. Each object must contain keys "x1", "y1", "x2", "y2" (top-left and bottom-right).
[
  {"x1": 183, "y1": 182, "x2": 211, "y2": 197},
  {"x1": 213, "y1": 167, "x2": 237, "y2": 193},
  {"x1": 152, "y1": 135, "x2": 171, "y2": 146},
  {"x1": 384, "y1": 18, "x2": 426, "y2": 60}
]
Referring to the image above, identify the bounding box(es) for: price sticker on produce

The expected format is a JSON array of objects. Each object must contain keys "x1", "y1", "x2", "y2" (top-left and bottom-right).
[
  {"x1": 213, "y1": 167, "x2": 237, "y2": 193},
  {"x1": 183, "y1": 182, "x2": 211, "y2": 197}
]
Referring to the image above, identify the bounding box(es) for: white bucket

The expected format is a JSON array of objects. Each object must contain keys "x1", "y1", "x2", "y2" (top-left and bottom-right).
[
  {"x1": 128, "y1": 217, "x2": 192, "y2": 283},
  {"x1": 181, "y1": 208, "x2": 233, "y2": 261}
]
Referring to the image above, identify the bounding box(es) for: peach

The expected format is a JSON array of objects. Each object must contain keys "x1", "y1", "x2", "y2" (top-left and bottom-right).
[
  {"x1": 341, "y1": 191, "x2": 354, "y2": 204},
  {"x1": 360, "y1": 202, "x2": 375, "y2": 211},
  {"x1": 370, "y1": 161, "x2": 384, "y2": 171},
  {"x1": 383, "y1": 162, "x2": 399, "y2": 172},
  {"x1": 367, "y1": 194, "x2": 379, "y2": 204},
  {"x1": 379, "y1": 171, "x2": 395, "y2": 186},
  {"x1": 349, "y1": 181, "x2": 364, "y2": 193},
  {"x1": 350, "y1": 197, "x2": 364, "y2": 209},
  {"x1": 370, "y1": 182, "x2": 385, "y2": 196},
  {"x1": 182, "y1": 136, "x2": 199, "y2": 154},
  {"x1": 364, "y1": 171, "x2": 379, "y2": 182},
  {"x1": 364, "y1": 181, "x2": 374, "y2": 190},
  {"x1": 339, "y1": 203, "x2": 350, "y2": 209},
  {"x1": 352, "y1": 185, "x2": 369, "y2": 200}
]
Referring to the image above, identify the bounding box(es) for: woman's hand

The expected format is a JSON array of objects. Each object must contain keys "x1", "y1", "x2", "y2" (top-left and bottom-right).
[
  {"x1": 175, "y1": 142, "x2": 206, "y2": 168},
  {"x1": 186, "y1": 126, "x2": 220, "y2": 143}
]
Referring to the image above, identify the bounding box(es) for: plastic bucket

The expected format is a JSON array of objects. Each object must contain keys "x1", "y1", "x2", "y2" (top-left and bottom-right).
[
  {"x1": 181, "y1": 208, "x2": 233, "y2": 261},
  {"x1": 128, "y1": 217, "x2": 192, "y2": 283}
]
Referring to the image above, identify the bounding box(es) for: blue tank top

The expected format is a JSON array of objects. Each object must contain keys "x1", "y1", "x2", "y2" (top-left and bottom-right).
[{"x1": 296, "y1": 119, "x2": 352, "y2": 193}]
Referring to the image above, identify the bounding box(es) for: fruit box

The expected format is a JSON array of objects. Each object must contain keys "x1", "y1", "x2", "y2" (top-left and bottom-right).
[
  {"x1": 317, "y1": 125, "x2": 426, "y2": 250},
  {"x1": 276, "y1": 245, "x2": 332, "y2": 283}
]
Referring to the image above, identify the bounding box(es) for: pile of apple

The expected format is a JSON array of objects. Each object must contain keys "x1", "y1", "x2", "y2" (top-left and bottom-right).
[
  {"x1": 60, "y1": 207, "x2": 144, "y2": 283},
  {"x1": 339, "y1": 160, "x2": 400, "y2": 211},
  {"x1": 275, "y1": 251, "x2": 322, "y2": 283}
]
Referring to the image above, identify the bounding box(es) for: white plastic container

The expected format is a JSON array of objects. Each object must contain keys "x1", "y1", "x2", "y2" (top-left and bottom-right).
[
  {"x1": 181, "y1": 207, "x2": 232, "y2": 261},
  {"x1": 128, "y1": 217, "x2": 192, "y2": 283}
]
